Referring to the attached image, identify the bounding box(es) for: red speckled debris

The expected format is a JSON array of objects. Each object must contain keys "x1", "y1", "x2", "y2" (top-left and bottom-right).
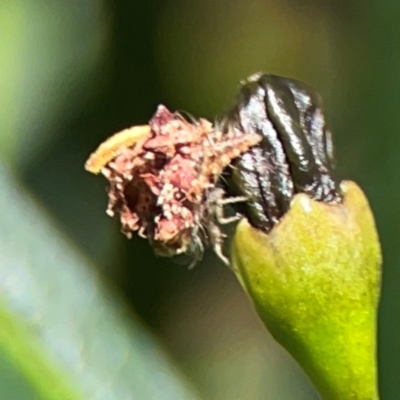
[{"x1": 89, "y1": 105, "x2": 261, "y2": 260}]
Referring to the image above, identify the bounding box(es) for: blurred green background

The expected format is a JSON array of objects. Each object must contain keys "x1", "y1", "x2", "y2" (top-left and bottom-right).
[{"x1": 0, "y1": 0, "x2": 398, "y2": 399}]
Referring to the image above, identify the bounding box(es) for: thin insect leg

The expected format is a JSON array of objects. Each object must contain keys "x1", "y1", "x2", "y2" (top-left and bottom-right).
[
  {"x1": 217, "y1": 195, "x2": 248, "y2": 205},
  {"x1": 214, "y1": 201, "x2": 242, "y2": 225},
  {"x1": 187, "y1": 234, "x2": 204, "y2": 270},
  {"x1": 213, "y1": 241, "x2": 230, "y2": 266},
  {"x1": 210, "y1": 191, "x2": 247, "y2": 225},
  {"x1": 207, "y1": 221, "x2": 230, "y2": 266},
  {"x1": 215, "y1": 196, "x2": 248, "y2": 225},
  {"x1": 218, "y1": 211, "x2": 242, "y2": 225},
  {"x1": 138, "y1": 226, "x2": 147, "y2": 238},
  {"x1": 197, "y1": 219, "x2": 207, "y2": 237}
]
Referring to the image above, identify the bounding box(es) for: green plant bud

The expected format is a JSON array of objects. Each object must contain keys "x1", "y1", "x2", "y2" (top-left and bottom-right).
[{"x1": 231, "y1": 180, "x2": 382, "y2": 400}]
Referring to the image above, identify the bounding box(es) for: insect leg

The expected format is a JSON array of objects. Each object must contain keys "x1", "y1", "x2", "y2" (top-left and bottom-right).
[{"x1": 207, "y1": 220, "x2": 230, "y2": 266}]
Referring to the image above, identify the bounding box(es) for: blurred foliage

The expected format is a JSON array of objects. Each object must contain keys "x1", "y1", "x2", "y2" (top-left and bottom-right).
[
  {"x1": 0, "y1": 0, "x2": 398, "y2": 399},
  {"x1": 0, "y1": 164, "x2": 199, "y2": 400}
]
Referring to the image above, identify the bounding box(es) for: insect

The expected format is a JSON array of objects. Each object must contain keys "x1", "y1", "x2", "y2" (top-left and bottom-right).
[
  {"x1": 218, "y1": 72, "x2": 341, "y2": 233},
  {"x1": 181, "y1": 187, "x2": 247, "y2": 268},
  {"x1": 86, "y1": 105, "x2": 260, "y2": 267}
]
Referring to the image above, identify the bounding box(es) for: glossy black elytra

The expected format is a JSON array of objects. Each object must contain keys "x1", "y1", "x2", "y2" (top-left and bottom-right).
[{"x1": 218, "y1": 72, "x2": 342, "y2": 233}]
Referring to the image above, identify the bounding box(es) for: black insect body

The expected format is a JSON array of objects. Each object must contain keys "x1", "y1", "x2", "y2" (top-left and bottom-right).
[{"x1": 219, "y1": 73, "x2": 342, "y2": 233}]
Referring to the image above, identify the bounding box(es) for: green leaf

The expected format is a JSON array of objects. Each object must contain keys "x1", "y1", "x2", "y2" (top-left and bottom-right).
[{"x1": 0, "y1": 163, "x2": 200, "y2": 400}]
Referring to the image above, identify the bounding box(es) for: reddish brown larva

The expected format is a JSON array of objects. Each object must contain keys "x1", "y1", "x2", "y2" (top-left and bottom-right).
[{"x1": 85, "y1": 105, "x2": 261, "y2": 266}]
